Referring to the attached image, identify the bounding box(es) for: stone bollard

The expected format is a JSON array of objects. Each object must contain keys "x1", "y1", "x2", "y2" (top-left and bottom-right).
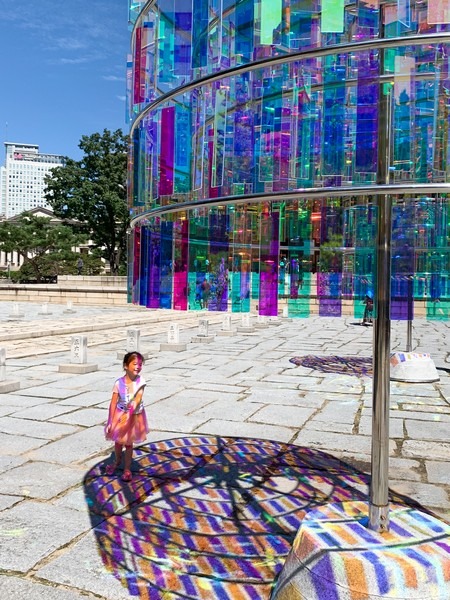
[
  {"x1": 39, "y1": 303, "x2": 52, "y2": 315},
  {"x1": 159, "y1": 323, "x2": 187, "y2": 352},
  {"x1": 0, "y1": 347, "x2": 20, "y2": 393},
  {"x1": 255, "y1": 314, "x2": 268, "y2": 328},
  {"x1": 0, "y1": 347, "x2": 4, "y2": 382},
  {"x1": 127, "y1": 328, "x2": 141, "y2": 352},
  {"x1": 8, "y1": 303, "x2": 24, "y2": 321},
  {"x1": 191, "y1": 319, "x2": 214, "y2": 344},
  {"x1": 217, "y1": 313, "x2": 236, "y2": 337},
  {"x1": 59, "y1": 335, "x2": 98, "y2": 374},
  {"x1": 281, "y1": 306, "x2": 293, "y2": 321},
  {"x1": 237, "y1": 312, "x2": 255, "y2": 334},
  {"x1": 63, "y1": 300, "x2": 76, "y2": 314},
  {"x1": 117, "y1": 328, "x2": 149, "y2": 360},
  {"x1": 71, "y1": 335, "x2": 88, "y2": 363}
]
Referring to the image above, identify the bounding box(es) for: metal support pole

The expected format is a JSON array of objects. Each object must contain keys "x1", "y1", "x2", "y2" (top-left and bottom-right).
[
  {"x1": 406, "y1": 320, "x2": 413, "y2": 353},
  {"x1": 369, "y1": 39, "x2": 392, "y2": 532}
]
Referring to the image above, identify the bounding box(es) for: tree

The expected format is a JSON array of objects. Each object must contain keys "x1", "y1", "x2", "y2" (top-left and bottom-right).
[
  {"x1": 44, "y1": 129, "x2": 129, "y2": 275},
  {"x1": 319, "y1": 233, "x2": 344, "y2": 272},
  {"x1": 0, "y1": 213, "x2": 87, "y2": 282}
]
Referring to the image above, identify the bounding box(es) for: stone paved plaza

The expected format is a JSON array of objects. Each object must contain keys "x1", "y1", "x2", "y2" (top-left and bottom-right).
[{"x1": 0, "y1": 301, "x2": 449, "y2": 599}]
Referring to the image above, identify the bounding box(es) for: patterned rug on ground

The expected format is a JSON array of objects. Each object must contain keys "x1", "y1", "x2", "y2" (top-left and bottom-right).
[{"x1": 290, "y1": 355, "x2": 373, "y2": 376}]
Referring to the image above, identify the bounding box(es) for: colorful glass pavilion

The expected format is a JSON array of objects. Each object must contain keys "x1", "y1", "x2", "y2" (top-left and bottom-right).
[{"x1": 127, "y1": 0, "x2": 450, "y2": 321}]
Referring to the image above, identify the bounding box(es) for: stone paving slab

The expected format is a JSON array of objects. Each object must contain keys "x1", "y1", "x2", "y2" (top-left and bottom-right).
[
  {"x1": 0, "y1": 576, "x2": 88, "y2": 600},
  {"x1": 1, "y1": 501, "x2": 89, "y2": 572},
  {"x1": 0, "y1": 416, "x2": 78, "y2": 440},
  {"x1": 0, "y1": 461, "x2": 82, "y2": 499}
]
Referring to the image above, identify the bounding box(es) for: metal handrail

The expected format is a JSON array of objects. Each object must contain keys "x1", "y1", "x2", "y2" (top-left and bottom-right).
[{"x1": 130, "y1": 182, "x2": 450, "y2": 228}]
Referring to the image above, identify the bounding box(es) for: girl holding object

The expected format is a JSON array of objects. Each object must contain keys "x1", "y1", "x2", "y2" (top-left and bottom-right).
[{"x1": 104, "y1": 351, "x2": 149, "y2": 482}]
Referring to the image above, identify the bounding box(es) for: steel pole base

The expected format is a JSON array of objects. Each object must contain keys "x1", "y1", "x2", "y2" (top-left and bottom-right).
[{"x1": 369, "y1": 502, "x2": 390, "y2": 532}]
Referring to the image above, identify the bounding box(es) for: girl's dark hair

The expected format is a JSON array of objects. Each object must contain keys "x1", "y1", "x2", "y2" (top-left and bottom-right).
[{"x1": 123, "y1": 351, "x2": 145, "y2": 367}]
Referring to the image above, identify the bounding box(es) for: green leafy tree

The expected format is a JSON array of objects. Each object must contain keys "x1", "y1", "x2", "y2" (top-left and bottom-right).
[
  {"x1": 44, "y1": 129, "x2": 129, "y2": 275},
  {"x1": 0, "y1": 213, "x2": 87, "y2": 282},
  {"x1": 319, "y1": 233, "x2": 344, "y2": 272}
]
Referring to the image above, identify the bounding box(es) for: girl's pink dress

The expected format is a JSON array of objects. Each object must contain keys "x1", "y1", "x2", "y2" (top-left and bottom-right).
[{"x1": 105, "y1": 375, "x2": 149, "y2": 445}]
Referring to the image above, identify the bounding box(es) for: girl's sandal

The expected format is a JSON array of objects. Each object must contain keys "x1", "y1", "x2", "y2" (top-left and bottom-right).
[
  {"x1": 105, "y1": 463, "x2": 118, "y2": 476},
  {"x1": 121, "y1": 469, "x2": 133, "y2": 482}
]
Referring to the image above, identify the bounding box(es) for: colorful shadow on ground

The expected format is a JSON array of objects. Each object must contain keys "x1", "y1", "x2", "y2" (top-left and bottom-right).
[
  {"x1": 84, "y1": 436, "x2": 375, "y2": 599},
  {"x1": 290, "y1": 355, "x2": 373, "y2": 376}
]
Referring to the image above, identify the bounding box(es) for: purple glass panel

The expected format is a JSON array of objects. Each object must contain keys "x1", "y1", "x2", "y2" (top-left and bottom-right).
[
  {"x1": 133, "y1": 27, "x2": 143, "y2": 105},
  {"x1": 132, "y1": 227, "x2": 141, "y2": 304},
  {"x1": 259, "y1": 206, "x2": 279, "y2": 316},
  {"x1": 318, "y1": 273, "x2": 342, "y2": 317},
  {"x1": 391, "y1": 204, "x2": 415, "y2": 320},
  {"x1": 139, "y1": 227, "x2": 149, "y2": 306},
  {"x1": 160, "y1": 222, "x2": 173, "y2": 309},
  {"x1": 355, "y1": 52, "x2": 379, "y2": 173},
  {"x1": 147, "y1": 224, "x2": 161, "y2": 309},
  {"x1": 173, "y1": 220, "x2": 188, "y2": 311},
  {"x1": 159, "y1": 107, "x2": 175, "y2": 196},
  {"x1": 208, "y1": 211, "x2": 229, "y2": 312},
  {"x1": 174, "y1": 11, "x2": 192, "y2": 76}
]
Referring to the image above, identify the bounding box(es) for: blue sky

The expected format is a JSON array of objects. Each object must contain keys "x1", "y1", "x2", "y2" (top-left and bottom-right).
[{"x1": 0, "y1": 0, "x2": 130, "y2": 161}]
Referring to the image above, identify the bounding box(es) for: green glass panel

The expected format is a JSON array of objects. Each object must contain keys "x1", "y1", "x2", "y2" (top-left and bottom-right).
[
  {"x1": 260, "y1": 0, "x2": 282, "y2": 45},
  {"x1": 321, "y1": 0, "x2": 345, "y2": 33}
]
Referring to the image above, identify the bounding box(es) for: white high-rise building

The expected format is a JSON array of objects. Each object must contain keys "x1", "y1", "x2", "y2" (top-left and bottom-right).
[{"x1": 0, "y1": 142, "x2": 63, "y2": 218}]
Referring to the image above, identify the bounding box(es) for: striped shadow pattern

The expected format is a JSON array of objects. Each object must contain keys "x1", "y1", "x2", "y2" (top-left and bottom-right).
[{"x1": 84, "y1": 436, "x2": 372, "y2": 599}]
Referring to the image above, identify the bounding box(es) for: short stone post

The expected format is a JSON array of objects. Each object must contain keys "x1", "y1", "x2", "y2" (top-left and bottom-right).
[
  {"x1": 127, "y1": 328, "x2": 141, "y2": 352},
  {"x1": 118, "y1": 328, "x2": 148, "y2": 360},
  {"x1": 39, "y1": 303, "x2": 52, "y2": 315},
  {"x1": 159, "y1": 323, "x2": 187, "y2": 352},
  {"x1": 255, "y1": 314, "x2": 268, "y2": 328},
  {"x1": 0, "y1": 348, "x2": 4, "y2": 382},
  {"x1": 191, "y1": 319, "x2": 214, "y2": 344},
  {"x1": 217, "y1": 313, "x2": 235, "y2": 337},
  {"x1": 71, "y1": 335, "x2": 88, "y2": 363},
  {"x1": 237, "y1": 312, "x2": 255, "y2": 333},
  {"x1": 0, "y1": 347, "x2": 20, "y2": 393},
  {"x1": 63, "y1": 300, "x2": 76, "y2": 314},
  {"x1": 59, "y1": 335, "x2": 98, "y2": 374},
  {"x1": 8, "y1": 303, "x2": 24, "y2": 320}
]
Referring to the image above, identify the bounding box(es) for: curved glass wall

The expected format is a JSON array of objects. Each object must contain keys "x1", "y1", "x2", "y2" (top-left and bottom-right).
[{"x1": 128, "y1": 0, "x2": 450, "y2": 319}]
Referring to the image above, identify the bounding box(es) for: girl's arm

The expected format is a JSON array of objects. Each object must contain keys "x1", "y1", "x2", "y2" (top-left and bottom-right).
[
  {"x1": 105, "y1": 391, "x2": 119, "y2": 430},
  {"x1": 129, "y1": 385, "x2": 146, "y2": 413}
]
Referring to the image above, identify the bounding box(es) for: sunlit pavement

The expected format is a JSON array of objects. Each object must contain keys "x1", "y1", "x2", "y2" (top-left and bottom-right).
[{"x1": 0, "y1": 301, "x2": 449, "y2": 599}]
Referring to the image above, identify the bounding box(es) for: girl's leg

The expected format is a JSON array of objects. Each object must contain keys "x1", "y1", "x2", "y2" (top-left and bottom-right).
[
  {"x1": 114, "y1": 443, "x2": 124, "y2": 466},
  {"x1": 122, "y1": 445, "x2": 133, "y2": 481},
  {"x1": 105, "y1": 443, "x2": 123, "y2": 475}
]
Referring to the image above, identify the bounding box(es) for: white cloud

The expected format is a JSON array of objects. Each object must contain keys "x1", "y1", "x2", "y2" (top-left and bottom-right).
[
  {"x1": 117, "y1": 96, "x2": 127, "y2": 102},
  {"x1": 0, "y1": 0, "x2": 128, "y2": 67},
  {"x1": 103, "y1": 75, "x2": 126, "y2": 82}
]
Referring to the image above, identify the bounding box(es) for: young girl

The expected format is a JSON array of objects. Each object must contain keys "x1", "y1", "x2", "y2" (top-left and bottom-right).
[{"x1": 104, "y1": 351, "x2": 149, "y2": 481}]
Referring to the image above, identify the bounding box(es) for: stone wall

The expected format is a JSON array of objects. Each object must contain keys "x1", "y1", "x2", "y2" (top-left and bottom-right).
[{"x1": 0, "y1": 276, "x2": 127, "y2": 305}]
